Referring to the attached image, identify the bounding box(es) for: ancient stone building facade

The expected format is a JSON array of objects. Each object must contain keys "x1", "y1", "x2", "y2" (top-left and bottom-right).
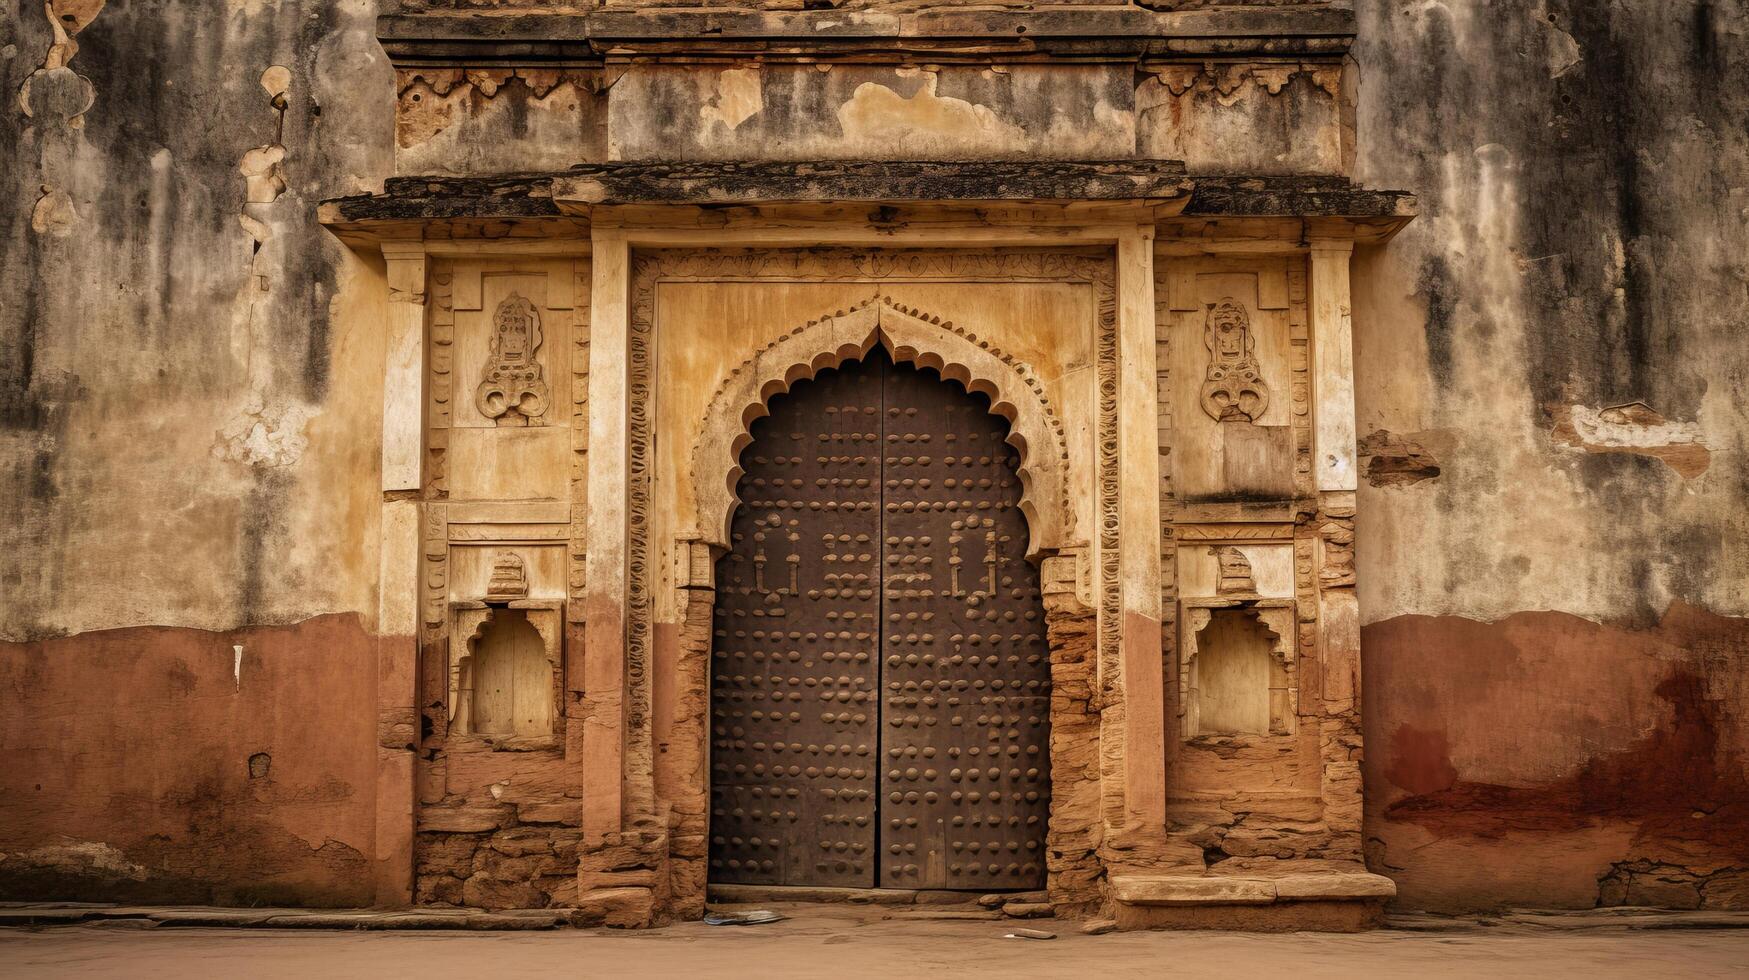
[{"x1": 3, "y1": 0, "x2": 1747, "y2": 928}]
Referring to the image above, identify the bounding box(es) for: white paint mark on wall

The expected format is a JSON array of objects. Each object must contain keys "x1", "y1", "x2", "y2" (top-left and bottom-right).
[
  {"x1": 1552, "y1": 401, "x2": 1710, "y2": 479},
  {"x1": 1567, "y1": 403, "x2": 1704, "y2": 451},
  {"x1": 4, "y1": 841, "x2": 147, "y2": 881},
  {"x1": 234, "y1": 644, "x2": 244, "y2": 688}
]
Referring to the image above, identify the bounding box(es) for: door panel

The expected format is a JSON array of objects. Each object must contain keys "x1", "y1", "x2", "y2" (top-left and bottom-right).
[
  {"x1": 710, "y1": 360, "x2": 882, "y2": 887},
  {"x1": 877, "y1": 359, "x2": 1051, "y2": 890}
]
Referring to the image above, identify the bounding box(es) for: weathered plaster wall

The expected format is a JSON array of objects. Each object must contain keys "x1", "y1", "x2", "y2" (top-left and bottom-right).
[
  {"x1": 0, "y1": 0, "x2": 395, "y2": 903},
  {"x1": 3, "y1": 0, "x2": 1746, "y2": 916},
  {"x1": 1351, "y1": 1, "x2": 1749, "y2": 911}
]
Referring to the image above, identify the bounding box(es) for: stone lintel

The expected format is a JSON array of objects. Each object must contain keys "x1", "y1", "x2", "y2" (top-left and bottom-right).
[
  {"x1": 551, "y1": 160, "x2": 1193, "y2": 209},
  {"x1": 1184, "y1": 177, "x2": 1417, "y2": 220},
  {"x1": 319, "y1": 165, "x2": 1415, "y2": 242},
  {"x1": 376, "y1": 7, "x2": 1355, "y2": 63},
  {"x1": 1111, "y1": 871, "x2": 1398, "y2": 907}
]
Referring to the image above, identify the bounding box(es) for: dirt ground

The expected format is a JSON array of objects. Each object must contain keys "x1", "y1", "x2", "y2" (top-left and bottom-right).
[{"x1": 1, "y1": 904, "x2": 1745, "y2": 980}]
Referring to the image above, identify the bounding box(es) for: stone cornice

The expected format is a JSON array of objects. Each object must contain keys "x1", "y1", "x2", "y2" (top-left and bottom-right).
[
  {"x1": 377, "y1": 6, "x2": 1355, "y2": 64},
  {"x1": 319, "y1": 162, "x2": 1414, "y2": 227}
]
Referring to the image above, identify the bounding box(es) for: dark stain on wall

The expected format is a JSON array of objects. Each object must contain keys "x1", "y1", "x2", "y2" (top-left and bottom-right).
[
  {"x1": 1358, "y1": 0, "x2": 1749, "y2": 423},
  {"x1": 0, "y1": 0, "x2": 392, "y2": 638}
]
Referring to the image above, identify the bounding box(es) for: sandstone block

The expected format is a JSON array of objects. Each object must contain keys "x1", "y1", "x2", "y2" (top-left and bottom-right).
[
  {"x1": 573, "y1": 886, "x2": 655, "y2": 929},
  {"x1": 516, "y1": 801, "x2": 583, "y2": 826},
  {"x1": 1110, "y1": 875, "x2": 1276, "y2": 906},
  {"x1": 1273, "y1": 872, "x2": 1397, "y2": 900},
  {"x1": 416, "y1": 835, "x2": 482, "y2": 876},
  {"x1": 579, "y1": 868, "x2": 657, "y2": 890},
  {"x1": 489, "y1": 827, "x2": 557, "y2": 857},
  {"x1": 419, "y1": 806, "x2": 510, "y2": 834},
  {"x1": 462, "y1": 873, "x2": 546, "y2": 910}
]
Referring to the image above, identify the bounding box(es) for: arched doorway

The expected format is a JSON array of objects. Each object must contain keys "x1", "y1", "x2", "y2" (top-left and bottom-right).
[{"x1": 708, "y1": 348, "x2": 1052, "y2": 891}]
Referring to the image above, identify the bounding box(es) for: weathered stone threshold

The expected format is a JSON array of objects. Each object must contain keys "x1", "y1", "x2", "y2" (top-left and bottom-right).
[{"x1": 1111, "y1": 871, "x2": 1398, "y2": 907}]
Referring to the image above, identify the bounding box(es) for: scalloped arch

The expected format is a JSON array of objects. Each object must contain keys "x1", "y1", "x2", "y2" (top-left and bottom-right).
[{"x1": 691, "y1": 295, "x2": 1074, "y2": 559}]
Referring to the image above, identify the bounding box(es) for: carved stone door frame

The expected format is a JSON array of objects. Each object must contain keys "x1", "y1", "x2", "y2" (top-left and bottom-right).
[
  {"x1": 361, "y1": 203, "x2": 1365, "y2": 924},
  {"x1": 582, "y1": 219, "x2": 1165, "y2": 918}
]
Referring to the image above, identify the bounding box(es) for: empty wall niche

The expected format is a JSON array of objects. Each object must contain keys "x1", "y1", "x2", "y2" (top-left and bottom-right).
[
  {"x1": 467, "y1": 609, "x2": 549, "y2": 736},
  {"x1": 1195, "y1": 609, "x2": 1273, "y2": 734},
  {"x1": 450, "y1": 600, "x2": 564, "y2": 745},
  {"x1": 1180, "y1": 599, "x2": 1296, "y2": 739}
]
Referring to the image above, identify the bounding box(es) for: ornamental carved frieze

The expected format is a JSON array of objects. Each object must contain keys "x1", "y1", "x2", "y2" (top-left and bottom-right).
[
  {"x1": 476, "y1": 292, "x2": 550, "y2": 425},
  {"x1": 1199, "y1": 296, "x2": 1270, "y2": 424}
]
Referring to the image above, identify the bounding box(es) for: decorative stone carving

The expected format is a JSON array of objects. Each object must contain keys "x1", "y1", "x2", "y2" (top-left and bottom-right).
[
  {"x1": 634, "y1": 248, "x2": 1109, "y2": 920},
  {"x1": 485, "y1": 551, "x2": 528, "y2": 600},
  {"x1": 689, "y1": 292, "x2": 1076, "y2": 559},
  {"x1": 476, "y1": 292, "x2": 550, "y2": 425},
  {"x1": 1212, "y1": 546, "x2": 1256, "y2": 595},
  {"x1": 1199, "y1": 297, "x2": 1270, "y2": 423},
  {"x1": 1151, "y1": 63, "x2": 1342, "y2": 104}
]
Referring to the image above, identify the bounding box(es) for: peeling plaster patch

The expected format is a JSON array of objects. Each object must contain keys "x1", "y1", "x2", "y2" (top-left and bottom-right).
[
  {"x1": 0, "y1": 841, "x2": 148, "y2": 882},
  {"x1": 1543, "y1": 16, "x2": 1583, "y2": 78},
  {"x1": 1551, "y1": 401, "x2": 1710, "y2": 478},
  {"x1": 239, "y1": 144, "x2": 287, "y2": 205},
  {"x1": 238, "y1": 65, "x2": 291, "y2": 237},
  {"x1": 18, "y1": 1, "x2": 102, "y2": 126},
  {"x1": 29, "y1": 184, "x2": 77, "y2": 236},
  {"x1": 214, "y1": 395, "x2": 315, "y2": 468},
  {"x1": 837, "y1": 75, "x2": 1027, "y2": 155},
  {"x1": 260, "y1": 64, "x2": 291, "y2": 100},
  {"x1": 699, "y1": 67, "x2": 762, "y2": 131},
  {"x1": 1359, "y1": 428, "x2": 1448, "y2": 487}
]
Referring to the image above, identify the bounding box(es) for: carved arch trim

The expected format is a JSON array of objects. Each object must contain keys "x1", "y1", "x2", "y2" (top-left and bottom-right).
[{"x1": 691, "y1": 294, "x2": 1074, "y2": 559}]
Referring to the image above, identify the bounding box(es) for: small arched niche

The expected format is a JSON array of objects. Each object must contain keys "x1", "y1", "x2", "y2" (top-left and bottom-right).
[
  {"x1": 450, "y1": 601, "x2": 564, "y2": 745},
  {"x1": 1180, "y1": 600, "x2": 1296, "y2": 739},
  {"x1": 466, "y1": 609, "x2": 549, "y2": 736}
]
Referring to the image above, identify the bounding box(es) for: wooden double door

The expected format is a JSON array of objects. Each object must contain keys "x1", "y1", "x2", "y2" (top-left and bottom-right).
[{"x1": 709, "y1": 349, "x2": 1051, "y2": 891}]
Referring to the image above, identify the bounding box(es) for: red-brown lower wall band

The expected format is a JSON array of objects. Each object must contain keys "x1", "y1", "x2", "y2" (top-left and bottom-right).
[
  {"x1": 4, "y1": 604, "x2": 1746, "y2": 912},
  {"x1": 0, "y1": 614, "x2": 378, "y2": 906},
  {"x1": 1363, "y1": 602, "x2": 1749, "y2": 912}
]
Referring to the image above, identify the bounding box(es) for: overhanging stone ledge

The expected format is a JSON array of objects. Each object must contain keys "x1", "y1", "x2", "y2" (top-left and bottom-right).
[
  {"x1": 320, "y1": 160, "x2": 1195, "y2": 227},
  {"x1": 376, "y1": 6, "x2": 1356, "y2": 62}
]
